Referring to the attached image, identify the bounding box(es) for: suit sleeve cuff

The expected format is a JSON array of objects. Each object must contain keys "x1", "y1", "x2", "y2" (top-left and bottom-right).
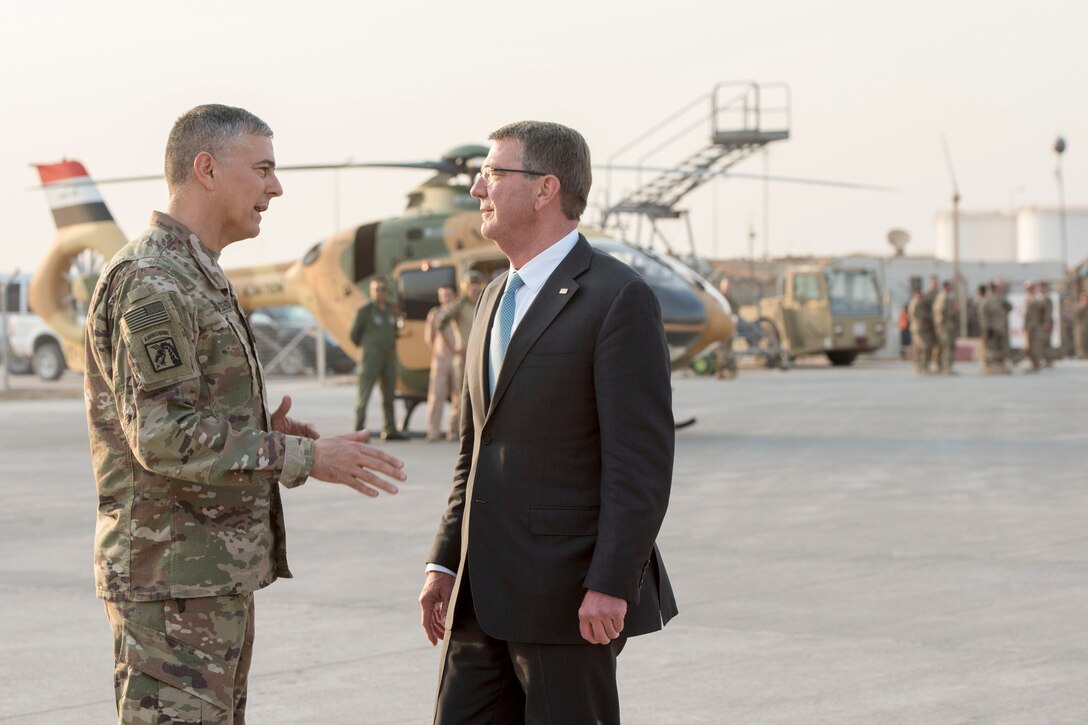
[
  {"x1": 426, "y1": 563, "x2": 457, "y2": 577},
  {"x1": 279, "y1": 435, "x2": 314, "y2": 488}
]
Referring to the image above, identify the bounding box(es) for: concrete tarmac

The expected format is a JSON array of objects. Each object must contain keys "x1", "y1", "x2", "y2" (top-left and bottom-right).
[{"x1": 1, "y1": 359, "x2": 1086, "y2": 724}]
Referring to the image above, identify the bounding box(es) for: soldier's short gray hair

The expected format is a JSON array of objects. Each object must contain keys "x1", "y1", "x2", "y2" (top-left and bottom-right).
[
  {"x1": 165, "y1": 105, "x2": 273, "y2": 192},
  {"x1": 489, "y1": 121, "x2": 591, "y2": 221}
]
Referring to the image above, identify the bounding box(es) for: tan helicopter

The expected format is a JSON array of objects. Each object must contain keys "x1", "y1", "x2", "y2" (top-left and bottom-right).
[{"x1": 29, "y1": 146, "x2": 734, "y2": 399}]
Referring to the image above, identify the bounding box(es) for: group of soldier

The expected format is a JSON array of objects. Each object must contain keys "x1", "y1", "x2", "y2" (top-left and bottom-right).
[
  {"x1": 349, "y1": 273, "x2": 485, "y2": 442},
  {"x1": 908, "y1": 273, "x2": 1083, "y2": 375}
]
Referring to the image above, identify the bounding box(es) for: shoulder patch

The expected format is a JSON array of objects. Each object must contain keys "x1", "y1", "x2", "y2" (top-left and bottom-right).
[{"x1": 120, "y1": 291, "x2": 198, "y2": 391}]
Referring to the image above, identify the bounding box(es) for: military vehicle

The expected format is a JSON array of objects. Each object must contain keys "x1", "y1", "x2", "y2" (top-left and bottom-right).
[{"x1": 739, "y1": 264, "x2": 886, "y2": 366}]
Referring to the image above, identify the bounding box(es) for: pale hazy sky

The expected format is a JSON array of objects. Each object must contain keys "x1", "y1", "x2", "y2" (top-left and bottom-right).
[{"x1": 2, "y1": 0, "x2": 1083, "y2": 274}]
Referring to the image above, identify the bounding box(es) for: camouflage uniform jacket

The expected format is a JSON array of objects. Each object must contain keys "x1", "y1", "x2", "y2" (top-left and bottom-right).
[
  {"x1": 933, "y1": 291, "x2": 958, "y2": 335},
  {"x1": 85, "y1": 212, "x2": 314, "y2": 602}
]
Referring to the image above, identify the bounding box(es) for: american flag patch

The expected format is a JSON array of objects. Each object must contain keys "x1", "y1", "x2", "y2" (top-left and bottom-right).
[{"x1": 124, "y1": 300, "x2": 170, "y2": 331}]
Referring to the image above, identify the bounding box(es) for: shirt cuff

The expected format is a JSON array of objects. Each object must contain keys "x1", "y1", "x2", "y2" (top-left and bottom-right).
[
  {"x1": 279, "y1": 435, "x2": 314, "y2": 488},
  {"x1": 426, "y1": 563, "x2": 457, "y2": 577}
]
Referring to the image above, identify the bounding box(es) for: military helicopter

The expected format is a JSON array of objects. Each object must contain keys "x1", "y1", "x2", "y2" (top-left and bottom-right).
[{"x1": 29, "y1": 146, "x2": 734, "y2": 406}]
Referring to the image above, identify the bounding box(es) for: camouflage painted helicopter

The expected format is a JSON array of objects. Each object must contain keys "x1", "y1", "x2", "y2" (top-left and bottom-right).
[{"x1": 29, "y1": 146, "x2": 734, "y2": 400}]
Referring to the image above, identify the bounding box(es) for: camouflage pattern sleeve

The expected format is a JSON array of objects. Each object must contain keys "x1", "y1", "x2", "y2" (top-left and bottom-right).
[{"x1": 104, "y1": 264, "x2": 314, "y2": 487}]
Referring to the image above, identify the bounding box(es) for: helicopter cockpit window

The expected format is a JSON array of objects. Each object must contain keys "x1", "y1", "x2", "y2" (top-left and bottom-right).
[{"x1": 398, "y1": 267, "x2": 458, "y2": 321}]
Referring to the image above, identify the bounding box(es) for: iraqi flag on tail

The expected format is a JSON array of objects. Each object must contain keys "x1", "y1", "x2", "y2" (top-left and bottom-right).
[{"x1": 34, "y1": 160, "x2": 114, "y2": 229}]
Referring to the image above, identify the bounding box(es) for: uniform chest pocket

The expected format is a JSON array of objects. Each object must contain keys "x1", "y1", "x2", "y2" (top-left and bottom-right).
[{"x1": 195, "y1": 304, "x2": 259, "y2": 401}]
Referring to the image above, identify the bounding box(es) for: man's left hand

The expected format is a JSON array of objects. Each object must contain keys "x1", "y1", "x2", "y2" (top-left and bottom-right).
[
  {"x1": 578, "y1": 589, "x2": 627, "y2": 645},
  {"x1": 271, "y1": 395, "x2": 320, "y2": 439}
]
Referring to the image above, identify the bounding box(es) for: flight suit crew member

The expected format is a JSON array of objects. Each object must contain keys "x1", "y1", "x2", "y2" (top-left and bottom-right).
[
  {"x1": 351, "y1": 277, "x2": 405, "y2": 440},
  {"x1": 1075, "y1": 291, "x2": 1088, "y2": 359},
  {"x1": 932, "y1": 280, "x2": 958, "y2": 374},
  {"x1": 907, "y1": 290, "x2": 931, "y2": 374},
  {"x1": 84, "y1": 104, "x2": 405, "y2": 725},
  {"x1": 437, "y1": 270, "x2": 485, "y2": 406},
  {"x1": 425, "y1": 284, "x2": 458, "y2": 442}
]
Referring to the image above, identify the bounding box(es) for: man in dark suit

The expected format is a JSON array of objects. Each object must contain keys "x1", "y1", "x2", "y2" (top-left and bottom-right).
[{"x1": 418, "y1": 121, "x2": 676, "y2": 724}]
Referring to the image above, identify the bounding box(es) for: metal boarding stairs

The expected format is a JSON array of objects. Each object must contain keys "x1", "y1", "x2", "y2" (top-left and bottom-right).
[{"x1": 602, "y1": 81, "x2": 791, "y2": 254}]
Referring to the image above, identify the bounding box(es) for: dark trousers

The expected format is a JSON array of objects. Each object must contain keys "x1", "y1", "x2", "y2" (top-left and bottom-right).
[{"x1": 435, "y1": 573, "x2": 625, "y2": 725}]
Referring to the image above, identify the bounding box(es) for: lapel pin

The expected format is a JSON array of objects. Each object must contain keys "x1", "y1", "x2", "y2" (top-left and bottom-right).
[{"x1": 559, "y1": 288, "x2": 568, "y2": 295}]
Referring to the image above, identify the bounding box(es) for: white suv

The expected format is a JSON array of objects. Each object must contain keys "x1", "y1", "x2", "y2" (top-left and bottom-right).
[{"x1": 2, "y1": 273, "x2": 68, "y2": 381}]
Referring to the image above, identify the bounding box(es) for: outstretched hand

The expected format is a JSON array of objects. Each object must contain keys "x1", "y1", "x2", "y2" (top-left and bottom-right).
[
  {"x1": 271, "y1": 395, "x2": 320, "y2": 439},
  {"x1": 310, "y1": 429, "x2": 405, "y2": 497}
]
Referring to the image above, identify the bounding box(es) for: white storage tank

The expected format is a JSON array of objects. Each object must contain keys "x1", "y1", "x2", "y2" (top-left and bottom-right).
[
  {"x1": 1016, "y1": 207, "x2": 1088, "y2": 265},
  {"x1": 934, "y1": 211, "x2": 1017, "y2": 262}
]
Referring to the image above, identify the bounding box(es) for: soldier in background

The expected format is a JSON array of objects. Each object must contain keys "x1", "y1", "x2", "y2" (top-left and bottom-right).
[
  {"x1": 907, "y1": 290, "x2": 929, "y2": 374},
  {"x1": 716, "y1": 277, "x2": 738, "y2": 379},
  {"x1": 982, "y1": 279, "x2": 1014, "y2": 372},
  {"x1": 437, "y1": 270, "x2": 485, "y2": 423},
  {"x1": 351, "y1": 277, "x2": 405, "y2": 440},
  {"x1": 424, "y1": 284, "x2": 458, "y2": 442},
  {"x1": 1023, "y1": 281, "x2": 1046, "y2": 372},
  {"x1": 1040, "y1": 281, "x2": 1055, "y2": 367},
  {"x1": 84, "y1": 104, "x2": 405, "y2": 724},
  {"x1": 1075, "y1": 291, "x2": 1088, "y2": 359},
  {"x1": 933, "y1": 280, "x2": 959, "y2": 374}
]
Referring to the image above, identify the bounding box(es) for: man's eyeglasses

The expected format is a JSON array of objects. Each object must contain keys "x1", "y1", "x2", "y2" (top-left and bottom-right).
[{"x1": 475, "y1": 166, "x2": 548, "y2": 186}]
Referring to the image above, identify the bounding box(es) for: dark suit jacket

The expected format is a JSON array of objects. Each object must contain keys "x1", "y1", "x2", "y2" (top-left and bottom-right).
[{"x1": 428, "y1": 236, "x2": 677, "y2": 645}]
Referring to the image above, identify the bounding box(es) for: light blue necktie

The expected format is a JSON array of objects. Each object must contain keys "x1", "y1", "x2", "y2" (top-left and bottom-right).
[{"x1": 489, "y1": 271, "x2": 524, "y2": 396}]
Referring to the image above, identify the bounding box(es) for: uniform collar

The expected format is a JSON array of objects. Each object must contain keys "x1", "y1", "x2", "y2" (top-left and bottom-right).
[{"x1": 150, "y1": 211, "x2": 231, "y2": 292}]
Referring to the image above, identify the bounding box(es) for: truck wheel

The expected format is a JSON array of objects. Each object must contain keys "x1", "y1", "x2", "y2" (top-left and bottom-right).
[
  {"x1": 33, "y1": 340, "x2": 66, "y2": 381},
  {"x1": 826, "y1": 351, "x2": 857, "y2": 367},
  {"x1": 757, "y1": 319, "x2": 781, "y2": 368}
]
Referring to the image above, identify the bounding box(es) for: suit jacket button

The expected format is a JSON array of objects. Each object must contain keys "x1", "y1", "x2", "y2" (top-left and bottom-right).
[{"x1": 481, "y1": 434, "x2": 492, "y2": 445}]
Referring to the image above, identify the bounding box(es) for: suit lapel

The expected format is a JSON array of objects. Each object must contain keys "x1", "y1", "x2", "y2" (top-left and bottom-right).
[{"x1": 487, "y1": 237, "x2": 594, "y2": 417}]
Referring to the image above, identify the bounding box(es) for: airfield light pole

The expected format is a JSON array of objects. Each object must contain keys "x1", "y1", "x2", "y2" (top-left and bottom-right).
[
  {"x1": 1054, "y1": 136, "x2": 1068, "y2": 272},
  {"x1": 942, "y1": 137, "x2": 967, "y2": 338}
]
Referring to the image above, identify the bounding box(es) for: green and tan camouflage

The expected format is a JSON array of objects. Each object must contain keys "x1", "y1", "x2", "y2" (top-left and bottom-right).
[
  {"x1": 933, "y1": 288, "x2": 958, "y2": 373},
  {"x1": 85, "y1": 212, "x2": 314, "y2": 602},
  {"x1": 105, "y1": 593, "x2": 253, "y2": 723}
]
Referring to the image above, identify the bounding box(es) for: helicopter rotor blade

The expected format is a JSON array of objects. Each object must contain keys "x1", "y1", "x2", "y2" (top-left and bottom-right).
[
  {"x1": 597, "y1": 164, "x2": 897, "y2": 192},
  {"x1": 27, "y1": 160, "x2": 465, "y2": 190}
]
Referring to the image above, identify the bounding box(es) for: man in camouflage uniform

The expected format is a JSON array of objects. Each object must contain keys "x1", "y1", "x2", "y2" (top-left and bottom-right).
[
  {"x1": 85, "y1": 104, "x2": 406, "y2": 725},
  {"x1": 1075, "y1": 291, "x2": 1088, "y2": 359},
  {"x1": 350, "y1": 277, "x2": 405, "y2": 440},
  {"x1": 981, "y1": 280, "x2": 1013, "y2": 373},
  {"x1": 932, "y1": 280, "x2": 959, "y2": 374},
  {"x1": 907, "y1": 285, "x2": 934, "y2": 374},
  {"x1": 424, "y1": 284, "x2": 458, "y2": 442},
  {"x1": 1024, "y1": 281, "x2": 1047, "y2": 372},
  {"x1": 715, "y1": 277, "x2": 739, "y2": 379},
  {"x1": 436, "y1": 270, "x2": 485, "y2": 414},
  {"x1": 1040, "y1": 281, "x2": 1055, "y2": 367}
]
